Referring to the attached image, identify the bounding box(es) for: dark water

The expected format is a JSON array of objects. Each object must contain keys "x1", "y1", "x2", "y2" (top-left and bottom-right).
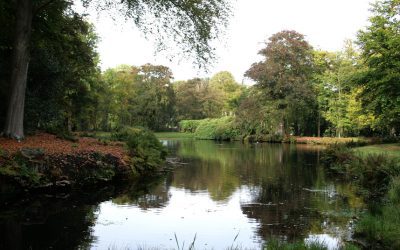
[{"x1": 0, "y1": 140, "x2": 364, "y2": 250}]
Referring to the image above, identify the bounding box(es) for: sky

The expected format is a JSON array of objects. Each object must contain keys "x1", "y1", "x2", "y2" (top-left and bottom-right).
[{"x1": 80, "y1": 0, "x2": 374, "y2": 84}]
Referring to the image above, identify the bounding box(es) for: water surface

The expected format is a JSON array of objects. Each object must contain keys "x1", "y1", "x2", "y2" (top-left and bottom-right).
[{"x1": 0, "y1": 140, "x2": 363, "y2": 249}]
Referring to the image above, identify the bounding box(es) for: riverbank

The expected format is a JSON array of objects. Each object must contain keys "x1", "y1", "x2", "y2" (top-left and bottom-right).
[
  {"x1": 0, "y1": 133, "x2": 130, "y2": 195},
  {"x1": 154, "y1": 130, "x2": 377, "y2": 146},
  {"x1": 0, "y1": 129, "x2": 167, "y2": 196},
  {"x1": 323, "y1": 144, "x2": 400, "y2": 248}
]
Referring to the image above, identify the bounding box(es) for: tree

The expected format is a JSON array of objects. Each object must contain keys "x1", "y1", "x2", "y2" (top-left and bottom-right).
[
  {"x1": 0, "y1": 1, "x2": 101, "y2": 134},
  {"x1": 3, "y1": 0, "x2": 232, "y2": 139},
  {"x1": 98, "y1": 64, "x2": 175, "y2": 131},
  {"x1": 245, "y1": 30, "x2": 316, "y2": 136},
  {"x1": 174, "y1": 78, "x2": 222, "y2": 120},
  {"x1": 131, "y1": 64, "x2": 176, "y2": 130},
  {"x1": 209, "y1": 71, "x2": 243, "y2": 115},
  {"x1": 357, "y1": 0, "x2": 400, "y2": 135}
]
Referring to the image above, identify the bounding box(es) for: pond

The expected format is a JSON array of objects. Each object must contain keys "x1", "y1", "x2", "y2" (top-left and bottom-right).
[{"x1": 0, "y1": 140, "x2": 364, "y2": 250}]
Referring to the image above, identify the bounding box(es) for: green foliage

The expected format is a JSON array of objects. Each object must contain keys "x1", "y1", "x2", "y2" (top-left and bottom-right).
[
  {"x1": 113, "y1": 127, "x2": 167, "y2": 175},
  {"x1": 313, "y1": 42, "x2": 375, "y2": 137},
  {"x1": 0, "y1": 155, "x2": 43, "y2": 187},
  {"x1": 179, "y1": 120, "x2": 203, "y2": 133},
  {"x1": 209, "y1": 71, "x2": 244, "y2": 115},
  {"x1": 245, "y1": 30, "x2": 317, "y2": 137},
  {"x1": 24, "y1": 3, "x2": 101, "y2": 133},
  {"x1": 83, "y1": 0, "x2": 232, "y2": 68},
  {"x1": 323, "y1": 144, "x2": 400, "y2": 248},
  {"x1": 174, "y1": 78, "x2": 224, "y2": 120},
  {"x1": 193, "y1": 117, "x2": 240, "y2": 141},
  {"x1": 97, "y1": 64, "x2": 176, "y2": 131},
  {"x1": 353, "y1": 143, "x2": 400, "y2": 158},
  {"x1": 356, "y1": 204, "x2": 400, "y2": 249},
  {"x1": 388, "y1": 176, "x2": 400, "y2": 204},
  {"x1": 324, "y1": 145, "x2": 400, "y2": 200},
  {"x1": 356, "y1": 0, "x2": 400, "y2": 134}
]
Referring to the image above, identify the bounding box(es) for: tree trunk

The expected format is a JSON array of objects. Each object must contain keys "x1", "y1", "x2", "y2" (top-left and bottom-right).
[
  {"x1": 317, "y1": 111, "x2": 321, "y2": 137},
  {"x1": 3, "y1": 0, "x2": 33, "y2": 139}
]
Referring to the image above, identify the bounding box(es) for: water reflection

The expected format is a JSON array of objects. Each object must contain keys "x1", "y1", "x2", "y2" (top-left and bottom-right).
[{"x1": 0, "y1": 140, "x2": 363, "y2": 249}]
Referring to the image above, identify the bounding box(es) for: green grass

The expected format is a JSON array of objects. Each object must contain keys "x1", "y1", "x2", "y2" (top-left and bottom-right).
[
  {"x1": 154, "y1": 132, "x2": 194, "y2": 139},
  {"x1": 323, "y1": 144, "x2": 400, "y2": 248},
  {"x1": 295, "y1": 136, "x2": 370, "y2": 145},
  {"x1": 353, "y1": 143, "x2": 400, "y2": 158},
  {"x1": 93, "y1": 131, "x2": 112, "y2": 140}
]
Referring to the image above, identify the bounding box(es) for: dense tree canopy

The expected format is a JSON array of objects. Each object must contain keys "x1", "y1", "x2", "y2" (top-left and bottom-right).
[
  {"x1": 1, "y1": 0, "x2": 232, "y2": 138},
  {"x1": 245, "y1": 30, "x2": 316, "y2": 136},
  {"x1": 1, "y1": 0, "x2": 399, "y2": 139},
  {"x1": 357, "y1": 0, "x2": 400, "y2": 135}
]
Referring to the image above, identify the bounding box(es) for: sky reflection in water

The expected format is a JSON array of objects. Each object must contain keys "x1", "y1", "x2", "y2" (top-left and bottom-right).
[{"x1": 90, "y1": 140, "x2": 362, "y2": 249}]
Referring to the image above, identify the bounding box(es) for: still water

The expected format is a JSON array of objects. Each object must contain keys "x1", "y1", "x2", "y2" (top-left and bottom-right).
[{"x1": 0, "y1": 140, "x2": 363, "y2": 250}]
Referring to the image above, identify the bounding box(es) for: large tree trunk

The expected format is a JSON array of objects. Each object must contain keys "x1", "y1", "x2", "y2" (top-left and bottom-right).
[
  {"x1": 317, "y1": 110, "x2": 321, "y2": 137},
  {"x1": 3, "y1": 0, "x2": 33, "y2": 140}
]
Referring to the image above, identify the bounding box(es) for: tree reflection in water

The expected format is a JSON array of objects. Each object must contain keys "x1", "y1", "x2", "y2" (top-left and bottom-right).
[{"x1": 0, "y1": 141, "x2": 364, "y2": 249}]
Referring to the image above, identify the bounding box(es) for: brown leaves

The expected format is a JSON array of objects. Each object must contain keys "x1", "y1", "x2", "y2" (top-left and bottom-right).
[{"x1": 0, "y1": 133, "x2": 127, "y2": 159}]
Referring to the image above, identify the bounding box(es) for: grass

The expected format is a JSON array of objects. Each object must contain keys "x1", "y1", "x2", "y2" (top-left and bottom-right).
[
  {"x1": 154, "y1": 132, "x2": 194, "y2": 139},
  {"x1": 295, "y1": 136, "x2": 370, "y2": 145},
  {"x1": 323, "y1": 144, "x2": 400, "y2": 248},
  {"x1": 353, "y1": 143, "x2": 400, "y2": 158},
  {"x1": 356, "y1": 204, "x2": 400, "y2": 249}
]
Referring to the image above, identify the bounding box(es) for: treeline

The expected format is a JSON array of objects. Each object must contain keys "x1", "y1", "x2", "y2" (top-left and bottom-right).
[
  {"x1": 90, "y1": 68, "x2": 244, "y2": 132},
  {"x1": 0, "y1": 0, "x2": 399, "y2": 139}
]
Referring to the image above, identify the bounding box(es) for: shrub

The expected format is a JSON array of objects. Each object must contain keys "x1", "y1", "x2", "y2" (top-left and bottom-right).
[
  {"x1": 178, "y1": 120, "x2": 203, "y2": 133},
  {"x1": 112, "y1": 127, "x2": 167, "y2": 175},
  {"x1": 193, "y1": 117, "x2": 240, "y2": 141}
]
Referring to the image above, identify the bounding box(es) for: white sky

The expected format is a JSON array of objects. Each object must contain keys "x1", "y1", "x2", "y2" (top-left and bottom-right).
[{"x1": 80, "y1": 0, "x2": 374, "y2": 83}]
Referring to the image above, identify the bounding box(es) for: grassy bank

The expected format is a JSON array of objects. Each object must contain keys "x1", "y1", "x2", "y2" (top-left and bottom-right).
[
  {"x1": 154, "y1": 132, "x2": 194, "y2": 139},
  {"x1": 177, "y1": 118, "x2": 387, "y2": 145},
  {"x1": 323, "y1": 144, "x2": 400, "y2": 248},
  {"x1": 295, "y1": 137, "x2": 370, "y2": 145},
  {"x1": 179, "y1": 117, "x2": 241, "y2": 141},
  {"x1": 353, "y1": 143, "x2": 400, "y2": 158}
]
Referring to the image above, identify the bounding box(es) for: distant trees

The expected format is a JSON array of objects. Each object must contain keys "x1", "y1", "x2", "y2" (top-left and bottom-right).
[
  {"x1": 174, "y1": 72, "x2": 244, "y2": 121},
  {"x1": 94, "y1": 64, "x2": 175, "y2": 131},
  {"x1": 209, "y1": 71, "x2": 243, "y2": 115},
  {"x1": 1, "y1": 0, "x2": 398, "y2": 138},
  {"x1": 2, "y1": 0, "x2": 232, "y2": 139},
  {"x1": 313, "y1": 42, "x2": 375, "y2": 137}
]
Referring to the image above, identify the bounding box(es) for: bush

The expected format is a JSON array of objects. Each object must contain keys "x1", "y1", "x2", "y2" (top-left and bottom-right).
[
  {"x1": 178, "y1": 120, "x2": 203, "y2": 133},
  {"x1": 193, "y1": 117, "x2": 240, "y2": 141},
  {"x1": 112, "y1": 127, "x2": 167, "y2": 175}
]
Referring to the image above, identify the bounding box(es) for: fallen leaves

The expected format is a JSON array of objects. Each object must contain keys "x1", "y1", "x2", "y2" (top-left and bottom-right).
[{"x1": 0, "y1": 133, "x2": 127, "y2": 159}]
